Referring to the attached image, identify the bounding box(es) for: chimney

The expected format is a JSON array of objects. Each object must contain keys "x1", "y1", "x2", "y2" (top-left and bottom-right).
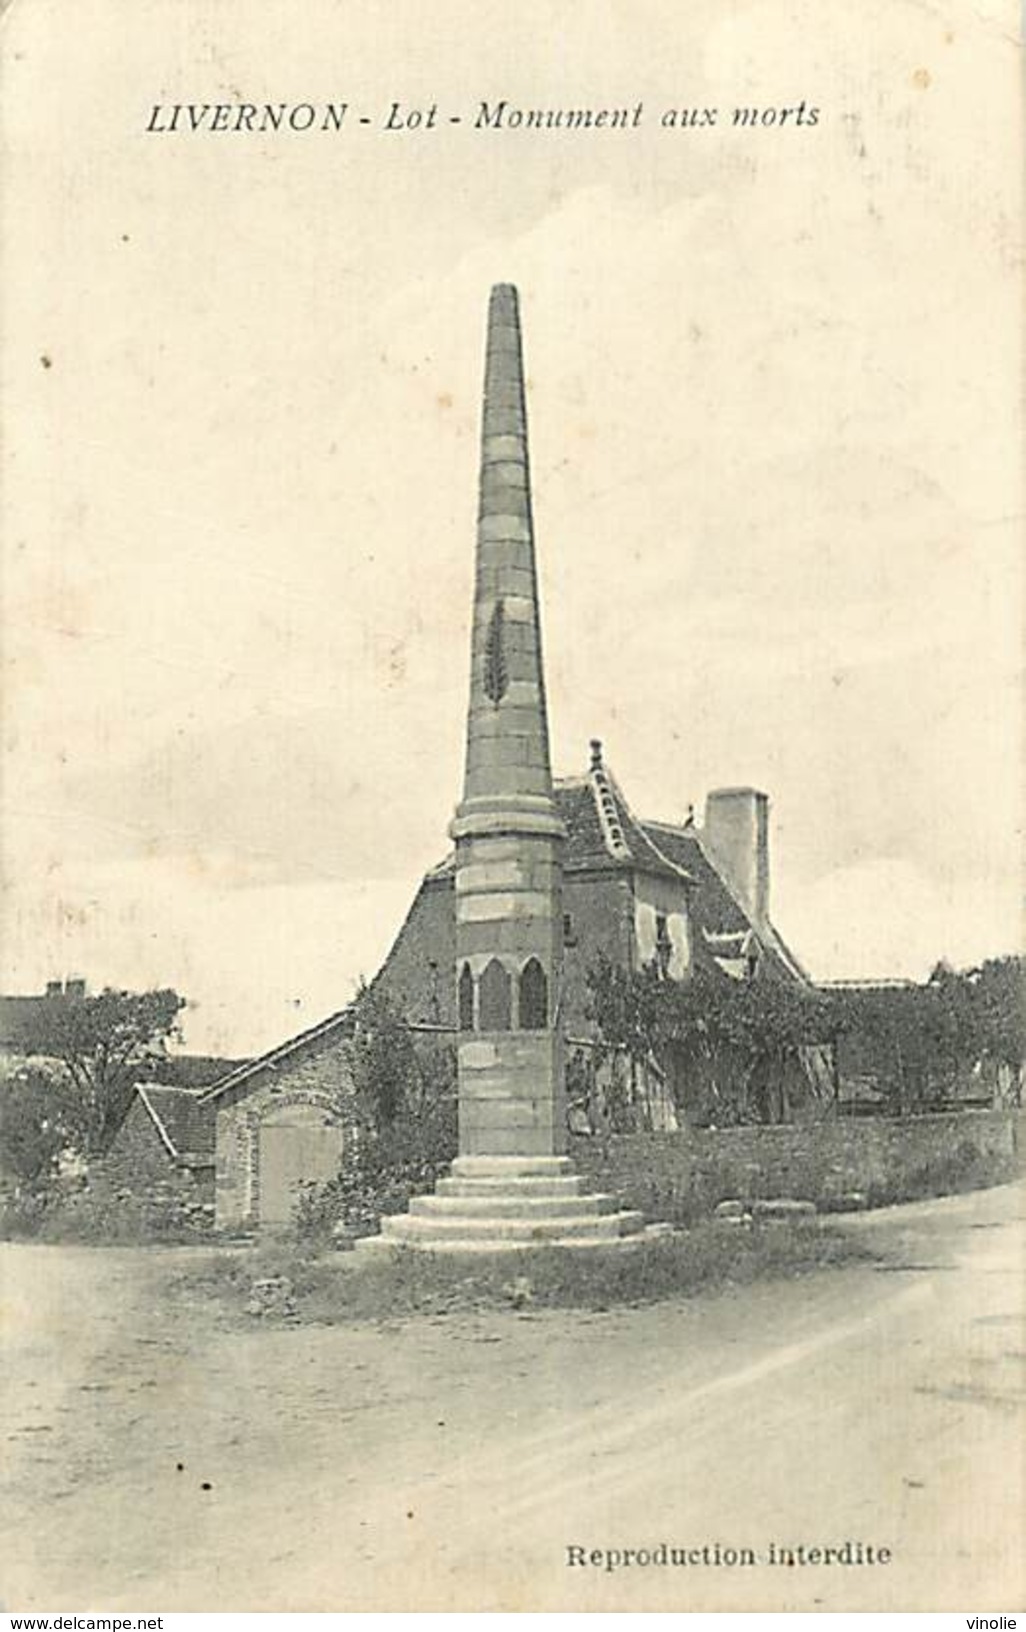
[
  {"x1": 45, "y1": 979, "x2": 63, "y2": 999},
  {"x1": 64, "y1": 977, "x2": 86, "y2": 999},
  {"x1": 702, "y1": 788, "x2": 770, "y2": 930}
]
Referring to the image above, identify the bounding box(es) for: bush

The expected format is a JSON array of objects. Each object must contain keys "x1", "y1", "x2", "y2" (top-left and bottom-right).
[
  {"x1": 291, "y1": 985, "x2": 459, "y2": 1243},
  {"x1": 294, "y1": 1094, "x2": 458, "y2": 1243},
  {"x1": 0, "y1": 1173, "x2": 215, "y2": 1244},
  {"x1": 0, "y1": 1184, "x2": 58, "y2": 1240}
]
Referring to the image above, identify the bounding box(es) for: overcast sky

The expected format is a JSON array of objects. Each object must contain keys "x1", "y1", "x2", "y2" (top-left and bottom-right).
[{"x1": 2, "y1": 0, "x2": 1021, "y2": 1055}]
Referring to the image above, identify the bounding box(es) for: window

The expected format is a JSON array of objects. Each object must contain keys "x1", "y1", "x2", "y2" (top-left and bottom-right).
[
  {"x1": 478, "y1": 958, "x2": 512, "y2": 1031},
  {"x1": 518, "y1": 958, "x2": 548, "y2": 1030},
  {"x1": 655, "y1": 913, "x2": 672, "y2": 978},
  {"x1": 563, "y1": 912, "x2": 576, "y2": 946},
  {"x1": 458, "y1": 963, "x2": 475, "y2": 1031}
]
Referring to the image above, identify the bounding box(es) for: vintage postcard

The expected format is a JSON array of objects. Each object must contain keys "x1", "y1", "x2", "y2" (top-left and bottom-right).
[{"x1": 1, "y1": 0, "x2": 1022, "y2": 1614}]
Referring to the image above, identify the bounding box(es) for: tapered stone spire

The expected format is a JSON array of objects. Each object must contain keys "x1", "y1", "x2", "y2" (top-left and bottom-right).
[{"x1": 456, "y1": 283, "x2": 560, "y2": 830}]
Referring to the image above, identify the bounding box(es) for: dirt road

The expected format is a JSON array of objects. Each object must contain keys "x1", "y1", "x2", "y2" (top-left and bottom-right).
[{"x1": 2, "y1": 1184, "x2": 1023, "y2": 1611}]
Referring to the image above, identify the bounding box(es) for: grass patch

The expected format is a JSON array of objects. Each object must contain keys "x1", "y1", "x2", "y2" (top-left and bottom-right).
[
  {"x1": 0, "y1": 1185, "x2": 213, "y2": 1245},
  {"x1": 168, "y1": 1217, "x2": 877, "y2": 1325}
]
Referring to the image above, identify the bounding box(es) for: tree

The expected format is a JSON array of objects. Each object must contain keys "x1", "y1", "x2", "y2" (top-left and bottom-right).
[
  {"x1": 820, "y1": 958, "x2": 1024, "y2": 1114},
  {"x1": 0, "y1": 1066, "x2": 72, "y2": 1189},
  {"x1": 297, "y1": 985, "x2": 457, "y2": 1238},
  {"x1": 349, "y1": 984, "x2": 420, "y2": 1131},
  {"x1": 970, "y1": 957, "x2": 1024, "y2": 1076},
  {"x1": 586, "y1": 957, "x2": 830, "y2": 1126},
  {"x1": 584, "y1": 957, "x2": 665, "y2": 1127},
  {"x1": 18, "y1": 987, "x2": 185, "y2": 1155}
]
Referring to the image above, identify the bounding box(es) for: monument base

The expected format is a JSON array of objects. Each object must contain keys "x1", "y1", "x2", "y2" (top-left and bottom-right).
[{"x1": 356, "y1": 1155, "x2": 653, "y2": 1254}]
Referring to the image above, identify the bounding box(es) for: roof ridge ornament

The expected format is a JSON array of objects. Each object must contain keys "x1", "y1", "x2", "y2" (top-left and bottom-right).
[{"x1": 588, "y1": 750, "x2": 631, "y2": 859}]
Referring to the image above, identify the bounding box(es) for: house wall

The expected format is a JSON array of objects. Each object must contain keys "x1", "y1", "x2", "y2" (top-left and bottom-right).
[
  {"x1": 373, "y1": 877, "x2": 456, "y2": 1026},
  {"x1": 376, "y1": 868, "x2": 638, "y2": 1042},
  {"x1": 632, "y1": 871, "x2": 691, "y2": 980},
  {"x1": 214, "y1": 1038, "x2": 356, "y2": 1229},
  {"x1": 98, "y1": 1098, "x2": 214, "y2": 1222},
  {"x1": 562, "y1": 871, "x2": 635, "y2": 1036},
  {"x1": 571, "y1": 1111, "x2": 1023, "y2": 1222}
]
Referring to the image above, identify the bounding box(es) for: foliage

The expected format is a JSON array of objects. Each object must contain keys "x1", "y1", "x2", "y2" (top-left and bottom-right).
[
  {"x1": 586, "y1": 957, "x2": 831, "y2": 1126},
  {"x1": 295, "y1": 1094, "x2": 458, "y2": 1241},
  {"x1": 828, "y1": 957, "x2": 1024, "y2": 1112},
  {"x1": 0, "y1": 1065, "x2": 74, "y2": 1189},
  {"x1": 0, "y1": 1176, "x2": 213, "y2": 1244},
  {"x1": 348, "y1": 984, "x2": 422, "y2": 1129},
  {"x1": 16, "y1": 986, "x2": 185, "y2": 1155},
  {"x1": 586, "y1": 955, "x2": 1024, "y2": 1123},
  {"x1": 954, "y1": 957, "x2": 1024, "y2": 1072},
  {"x1": 294, "y1": 986, "x2": 458, "y2": 1240}
]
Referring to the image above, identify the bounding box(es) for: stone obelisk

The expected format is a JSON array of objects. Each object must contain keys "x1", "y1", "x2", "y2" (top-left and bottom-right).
[
  {"x1": 449, "y1": 281, "x2": 567, "y2": 1158},
  {"x1": 367, "y1": 285, "x2": 645, "y2": 1250}
]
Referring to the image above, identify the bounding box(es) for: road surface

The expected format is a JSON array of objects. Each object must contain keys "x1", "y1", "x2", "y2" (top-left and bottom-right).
[{"x1": 2, "y1": 1182, "x2": 1023, "y2": 1610}]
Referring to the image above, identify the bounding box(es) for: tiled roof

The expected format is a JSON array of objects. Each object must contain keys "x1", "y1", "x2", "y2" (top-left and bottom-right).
[
  {"x1": 423, "y1": 773, "x2": 691, "y2": 882},
  {"x1": 642, "y1": 818, "x2": 807, "y2": 983},
  {"x1": 136, "y1": 1084, "x2": 216, "y2": 1162},
  {"x1": 559, "y1": 770, "x2": 689, "y2": 880},
  {"x1": 642, "y1": 821, "x2": 749, "y2": 933}
]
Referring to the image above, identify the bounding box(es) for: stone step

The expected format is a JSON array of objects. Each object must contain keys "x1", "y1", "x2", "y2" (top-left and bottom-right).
[
  {"x1": 409, "y1": 1191, "x2": 618, "y2": 1219},
  {"x1": 378, "y1": 1208, "x2": 646, "y2": 1245},
  {"x1": 357, "y1": 1229, "x2": 654, "y2": 1256},
  {"x1": 450, "y1": 1155, "x2": 573, "y2": 1179},
  {"x1": 436, "y1": 1174, "x2": 586, "y2": 1199}
]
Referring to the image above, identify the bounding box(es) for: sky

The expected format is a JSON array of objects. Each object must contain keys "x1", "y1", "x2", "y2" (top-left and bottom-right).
[{"x1": 1, "y1": 0, "x2": 1021, "y2": 1056}]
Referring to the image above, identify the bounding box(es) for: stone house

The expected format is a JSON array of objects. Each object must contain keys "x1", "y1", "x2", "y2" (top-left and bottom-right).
[
  {"x1": 198, "y1": 1011, "x2": 355, "y2": 1229},
  {"x1": 100, "y1": 1082, "x2": 216, "y2": 1218},
  {"x1": 104, "y1": 1022, "x2": 355, "y2": 1230},
  {"x1": 373, "y1": 743, "x2": 806, "y2": 1044}
]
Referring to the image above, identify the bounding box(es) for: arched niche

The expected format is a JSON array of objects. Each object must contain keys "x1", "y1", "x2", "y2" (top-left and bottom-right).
[
  {"x1": 518, "y1": 957, "x2": 548, "y2": 1030},
  {"x1": 458, "y1": 962, "x2": 475, "y2": 1031},
  {"x1": 478, "y1": 958, "x2": 512, "y2": 1031}
]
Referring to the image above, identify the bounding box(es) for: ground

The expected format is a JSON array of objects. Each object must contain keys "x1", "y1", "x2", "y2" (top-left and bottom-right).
[{"x1": 2, "y1": 1184, "x2": 1023, "y2": 1611}]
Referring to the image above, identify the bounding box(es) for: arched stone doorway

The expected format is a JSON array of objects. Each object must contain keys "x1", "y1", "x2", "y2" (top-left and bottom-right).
[{"x1": 256, "y1": 1100, "x2": 344, "y2": 1226}]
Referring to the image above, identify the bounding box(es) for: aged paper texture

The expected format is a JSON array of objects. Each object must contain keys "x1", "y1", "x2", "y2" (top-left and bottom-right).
[{"x1": 1, "y1": 0, "x2": 1022, "y2": 1612}]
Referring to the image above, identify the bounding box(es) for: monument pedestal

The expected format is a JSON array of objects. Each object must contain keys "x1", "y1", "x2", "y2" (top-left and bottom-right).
[{"x1": 359, "y1": 1155, "x2": 649, "y2": 1253}]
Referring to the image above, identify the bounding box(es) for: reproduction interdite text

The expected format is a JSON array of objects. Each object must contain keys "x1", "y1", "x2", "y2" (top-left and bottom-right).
[{"x1": 565, "y1": 1541, "x2": 894, "y2": 1572}]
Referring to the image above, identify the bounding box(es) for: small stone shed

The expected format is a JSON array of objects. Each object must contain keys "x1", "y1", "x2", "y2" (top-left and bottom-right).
[
  {"x1": 104, "y1": 1082, "x2": 217, "y2": 1210},
  {"x1": 200, "y1": 1010, "x2": 356, "y2": 1229}
]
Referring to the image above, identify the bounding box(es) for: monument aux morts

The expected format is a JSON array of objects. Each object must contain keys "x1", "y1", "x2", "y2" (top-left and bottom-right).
[
  {"x1": 364, "y1": 285, "x2": 649, "y2": 1250},
  {"x1": 114, "y1": 284, "x2": 811, "y2": 1232}
]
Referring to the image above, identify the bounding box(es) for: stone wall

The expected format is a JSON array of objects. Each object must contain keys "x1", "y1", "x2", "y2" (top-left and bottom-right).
[
  {"x1": 214, "y1": 1036, "x2": 355, "y2": 1229},
  {"x1": 95, "y1": 1098, "x2": 214, "y2": 1226},
  {"x1": 571, "y1": 1110, "x2": 1023, "y2": 1223}
]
